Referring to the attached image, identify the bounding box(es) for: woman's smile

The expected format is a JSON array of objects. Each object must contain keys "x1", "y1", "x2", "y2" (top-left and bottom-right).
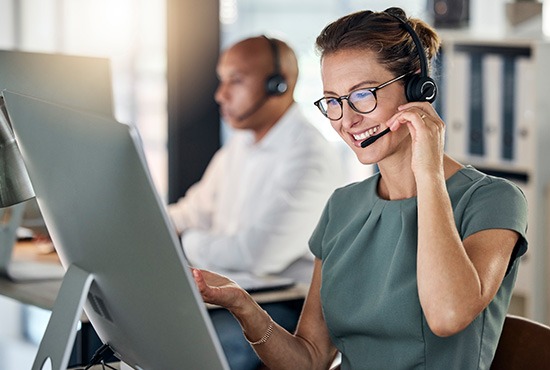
[{"x1": 351, "y1": 124, "x2": 381, "y2": 142}]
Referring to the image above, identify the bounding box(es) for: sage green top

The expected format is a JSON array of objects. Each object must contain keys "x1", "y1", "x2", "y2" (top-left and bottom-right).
[{"x1": 309, "y1": 166, "x2": 528, "y2": 370}]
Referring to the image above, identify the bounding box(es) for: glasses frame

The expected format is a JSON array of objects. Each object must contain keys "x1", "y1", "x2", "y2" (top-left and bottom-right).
[{"x1": 313, "y1": 73, "x2": 410, "y2": 121}]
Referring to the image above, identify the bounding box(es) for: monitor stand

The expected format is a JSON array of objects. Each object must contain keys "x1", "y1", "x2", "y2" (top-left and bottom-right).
[
  {"x1": 32, "y1": 264, "x2": 95, "y2": 370},
  {"x1": 0, "y1": 203, "x2": 64, "y2": 281}
]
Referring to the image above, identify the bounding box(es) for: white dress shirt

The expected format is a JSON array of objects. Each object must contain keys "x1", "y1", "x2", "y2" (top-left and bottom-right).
[{"x1": 168, "y1": 104, "x2": 344, "y2": 281}]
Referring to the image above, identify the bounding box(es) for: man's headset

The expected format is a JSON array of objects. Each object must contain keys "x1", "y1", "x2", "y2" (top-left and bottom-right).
[
  {"x1": 264, "y1": 36, "x2": 288, "y2": 96},
  {"x1": 361, "y1": 13, "x2": 437, "y2": 148},
  {"x1": 389, "y1": 13, "x2": 437, "y2": 103},
  {"x1": 235, "y1": 36, "x2": 288, "y2": 121}
]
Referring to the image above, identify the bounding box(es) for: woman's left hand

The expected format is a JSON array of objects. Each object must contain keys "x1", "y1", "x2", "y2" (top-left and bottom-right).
[{"x1": 387, "y1": 102, "x2": 445, "y2": 178}]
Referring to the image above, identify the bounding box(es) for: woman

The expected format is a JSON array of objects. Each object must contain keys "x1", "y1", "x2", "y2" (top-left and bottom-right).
[{"x1": 193, "y1": 8, "x2": 528, "y2": 369}]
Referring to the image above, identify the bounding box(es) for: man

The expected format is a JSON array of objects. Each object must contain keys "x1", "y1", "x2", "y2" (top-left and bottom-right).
[{"x1": 168, "y1": 36, "x2": 343, "y2": 369}]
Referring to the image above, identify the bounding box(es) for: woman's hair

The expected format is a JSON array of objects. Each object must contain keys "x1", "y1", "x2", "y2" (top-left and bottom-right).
[{"x1": 315, "y1": 7, "x2": 441, "y2": 78}]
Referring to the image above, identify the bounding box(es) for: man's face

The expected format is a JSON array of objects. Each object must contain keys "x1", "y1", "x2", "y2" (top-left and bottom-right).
[{"x1": 214, "y1": 42, "x2": 272, "y2": 132}]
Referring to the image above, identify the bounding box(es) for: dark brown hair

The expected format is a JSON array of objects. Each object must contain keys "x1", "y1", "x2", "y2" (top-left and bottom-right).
[{"x1": 315, "y1": 7, "x2": 441, "y2": 78}]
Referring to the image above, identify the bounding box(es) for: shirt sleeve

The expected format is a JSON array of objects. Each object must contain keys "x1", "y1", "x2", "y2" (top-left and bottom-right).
[
  {"x1": 167, "y1": 149, "x2": 225, "y2": 234},
  {"x1": 460, "y1": 177, "x2": 528, "y2": 259},
  {"x1": 309, "y1": 197, "x2": 331, "y2": 260},
  {"x1": 182, "y1": 145, "x2": 341, "y2": 276}
]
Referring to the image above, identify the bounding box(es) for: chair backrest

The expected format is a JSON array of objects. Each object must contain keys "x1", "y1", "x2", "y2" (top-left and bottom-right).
[{"x1": 491, "y1": 314, "x2": 550, "y2": 369}]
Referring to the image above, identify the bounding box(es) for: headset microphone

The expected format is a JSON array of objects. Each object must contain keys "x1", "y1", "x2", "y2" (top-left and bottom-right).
[
  {"x1": 235, "y1": 94, "x2": 269, "y2": 121},
  {"x1": 360, "y1": 12, "x2": 438, "y2": 148},
  {"x1": 361, "y1": 127, "x2": 391, "y2": 148}
]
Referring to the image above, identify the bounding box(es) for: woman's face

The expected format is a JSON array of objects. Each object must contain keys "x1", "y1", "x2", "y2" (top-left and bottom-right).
[{"x1": 320, "y1": 49, "x2": 410, "y2": 165}]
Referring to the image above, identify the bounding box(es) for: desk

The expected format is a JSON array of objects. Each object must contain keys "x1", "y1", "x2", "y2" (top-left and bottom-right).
[
  {"x1": 1, "y1": 241, "x2": 309, "y2": 311},
  {"x1": 0, "y1": 242, "x2": 308, "y2": 310},
  {"x1": 0, "y1": 241, "x2": 67, "y2": 312},
  {"x1": 0, "y1": 241, "x2": 309, "y2": 367}
]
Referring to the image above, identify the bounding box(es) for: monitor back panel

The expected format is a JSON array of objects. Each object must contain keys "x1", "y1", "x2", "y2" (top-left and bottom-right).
[
  {"x1": 3, "y1": 91, "x2": 228, "y2": 370},
  {"x1": 0, "y1": 49, "x2": 115, "y2": 238},
  {"x1": 0, "y1": 50, "x2": 113, "y2": 117}
]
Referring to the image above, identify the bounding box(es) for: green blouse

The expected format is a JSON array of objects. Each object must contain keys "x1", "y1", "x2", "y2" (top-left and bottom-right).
[{"x1": 309, "y1": 166, "x2": 528, "y2": 370}]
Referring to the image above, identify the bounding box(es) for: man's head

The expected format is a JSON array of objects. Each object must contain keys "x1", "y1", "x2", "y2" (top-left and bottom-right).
[{"x1": 215, "y1": 36, "x2": 298, "y2": 142}]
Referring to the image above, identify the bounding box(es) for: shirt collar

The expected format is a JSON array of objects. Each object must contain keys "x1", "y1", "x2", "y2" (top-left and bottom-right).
[{"x1": 252, "y1": 103, "x2": 301, "y2": 150}]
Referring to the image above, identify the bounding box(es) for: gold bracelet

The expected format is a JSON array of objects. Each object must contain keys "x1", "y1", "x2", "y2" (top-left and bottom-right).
[{"x1": 245, "y1": 319, "x2": 274, "y2": 345}]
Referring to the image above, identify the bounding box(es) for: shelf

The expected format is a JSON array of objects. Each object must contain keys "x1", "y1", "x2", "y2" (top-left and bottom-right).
[{"x1": 440, "y1": 36, "x2": 550, "y2": 324}]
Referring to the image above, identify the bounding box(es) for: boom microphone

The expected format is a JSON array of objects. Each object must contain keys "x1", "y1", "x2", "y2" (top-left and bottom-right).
[
  {"x1": 360, "y1": 127, "x2": 391, "y2": 148},
  {"x1": 235, "y1": 94, "x2": 269, "y2": 121}
]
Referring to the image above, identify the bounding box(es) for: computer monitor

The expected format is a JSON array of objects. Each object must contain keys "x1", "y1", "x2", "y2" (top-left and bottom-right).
[
  {"x1": 0, "y1": 50, "x2": 114, "y2": 117},
  {"x1": 3, "y1": 90, "x2": 229, "y2": 370},
  {"x1": 0, "y1": 50, "x2": 114, "y2": 281}
]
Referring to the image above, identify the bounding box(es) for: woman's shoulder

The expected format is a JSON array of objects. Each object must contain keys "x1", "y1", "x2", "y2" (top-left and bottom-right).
[
  {"x1": 449, "y1": 166, "x2": 526, "y2": 200},
  {"x1": 449, "y1": 166, "x2": 528, "y2": 232}
]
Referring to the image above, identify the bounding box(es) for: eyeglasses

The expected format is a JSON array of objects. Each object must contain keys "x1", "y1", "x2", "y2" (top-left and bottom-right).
[{"x1": 313, "y1": 73, "x2": 409, "y2": 121}]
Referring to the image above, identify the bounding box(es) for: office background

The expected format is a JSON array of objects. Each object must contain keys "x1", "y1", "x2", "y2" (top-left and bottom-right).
[{"x1": 1, "y1": 0, "x2": 549, "y2": 369}]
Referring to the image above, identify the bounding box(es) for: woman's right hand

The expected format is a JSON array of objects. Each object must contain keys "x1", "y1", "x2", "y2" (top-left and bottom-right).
[{"x1": 192, "y1": 268, "x2": 250, "y2": 311}]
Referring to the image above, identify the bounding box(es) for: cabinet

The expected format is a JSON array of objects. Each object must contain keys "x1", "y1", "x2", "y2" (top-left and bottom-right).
[{"x1": 439, "y1": 34, "x2": 550, "y2": 324}]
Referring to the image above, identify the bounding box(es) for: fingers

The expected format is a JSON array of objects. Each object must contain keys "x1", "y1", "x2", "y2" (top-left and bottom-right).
[
  {"x1": 388, "y1": 108, "x2": 428, "y2": 133},
  {"x1": 388, "y1": 102, "x2": 445, "y2": 135},
  {"x1": 192, "y1": 268, "x2": 209, "y2": 294},
  {"x1": 192, "y1": 268, "x2": 224, "y2": 306},
  {"x1": 387, "y1": 103, "x2": 446, "y2": 175}
]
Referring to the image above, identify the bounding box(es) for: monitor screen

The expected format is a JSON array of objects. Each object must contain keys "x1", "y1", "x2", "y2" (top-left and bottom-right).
[{"x1": 3, "y1": 90, "x2": 229, "y2": 370}]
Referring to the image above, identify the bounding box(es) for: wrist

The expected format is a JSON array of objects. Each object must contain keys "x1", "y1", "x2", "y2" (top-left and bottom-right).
[
  {"x1": 414, "y1": 168, "x2": 445, "y2": 188},
  {"x1": 244, "y1": 314, "x2": 274, "y2": 345},
  {"x1": 228, "y1": 289, "x2": 262, "y2": 318}
]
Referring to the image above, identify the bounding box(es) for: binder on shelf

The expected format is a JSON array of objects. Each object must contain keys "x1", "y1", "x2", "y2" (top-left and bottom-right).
[
  {"x1": 445, "y1": 50, "x2": 469, "y2": 158},
  {"x1": 501, "y1": 55, "x2": 516, "y2": 161},
  {"x1": 433, "y1": 47, "x2": 445, "y2": 119},
  {"x1": 483, "y1": 54, "x2": 503, "y2": 164},
  {"x1": 513, "y1": 55, "x2": 535, "y2": 167},
  {"x1": 468, "y1": 52, "x2": 485, "y2": 157}
]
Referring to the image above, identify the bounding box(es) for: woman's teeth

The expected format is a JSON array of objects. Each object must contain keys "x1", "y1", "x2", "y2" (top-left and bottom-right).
[{"x1": 353, "y1": 126, "x2": 379, "y2": 141}]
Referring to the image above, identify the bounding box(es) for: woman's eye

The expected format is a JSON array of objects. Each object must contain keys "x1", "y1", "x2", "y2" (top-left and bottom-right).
[
  {"x1": 326, "y1": 98, "x2": 339, "y2": 107},
  {"x1": 352, "y1": 90, "x2": 372, "y2": 100}
]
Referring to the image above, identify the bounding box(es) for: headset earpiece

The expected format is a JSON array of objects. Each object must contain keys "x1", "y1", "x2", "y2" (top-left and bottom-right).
[
  {"x1": 405, "y1": 74, "x2": 437, "y2": 103},
  {"x1": 266, "y1": 73, "x2": 288, "y2": 96},
  {"x1": 388, "y1": 13, "x2": 438, "y2": 103},
  {"x1": 264, "y1": 36, "x2": 288, "y2": 96}
]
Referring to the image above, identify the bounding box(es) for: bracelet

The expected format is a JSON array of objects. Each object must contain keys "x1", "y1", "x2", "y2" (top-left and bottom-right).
[{"x1": 245, "y1": 318, "x2": 274, "y2": 345}]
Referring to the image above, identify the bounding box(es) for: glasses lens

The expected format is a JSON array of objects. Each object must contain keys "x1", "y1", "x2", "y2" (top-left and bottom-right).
[
  {"x1": 318, "y1": 97, "x2": 341, "y2": 120},
  {"x1": 349, "y1": 89, "x2": 376, "y2": 114}
]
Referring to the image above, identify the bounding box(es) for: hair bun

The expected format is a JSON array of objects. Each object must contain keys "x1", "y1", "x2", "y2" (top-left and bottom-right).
[{"x1": 384, "y1": 7, "x2": 407, "y2": 20}]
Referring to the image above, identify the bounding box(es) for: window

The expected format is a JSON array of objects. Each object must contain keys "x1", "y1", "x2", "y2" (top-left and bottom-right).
[{"x1": 0, "y1": 0, "x2": 168, "y2": 198}]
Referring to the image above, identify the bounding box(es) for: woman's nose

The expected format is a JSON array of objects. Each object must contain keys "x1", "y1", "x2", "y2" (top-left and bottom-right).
[{"x1": 340, "y1": 102, "x2": 360, "y2": 129}]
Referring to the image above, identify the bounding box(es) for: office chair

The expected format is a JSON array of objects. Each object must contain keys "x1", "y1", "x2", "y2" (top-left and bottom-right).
[{"x1": 491, "y1": 314, "x2": 550, "y2": 369}]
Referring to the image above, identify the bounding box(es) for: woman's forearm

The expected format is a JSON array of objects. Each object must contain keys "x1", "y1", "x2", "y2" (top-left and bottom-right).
[
  {"x1": 193, "y1": 267, "x2": 336, "y2": 369},
  {"x1": 415, "y1": 172, "x2": 484, "y2": 335},
  {"x1": 229, "y1": 280, "x2": 336, "y2": 369}
]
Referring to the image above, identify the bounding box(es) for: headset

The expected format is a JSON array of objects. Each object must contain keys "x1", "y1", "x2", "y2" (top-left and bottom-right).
[
  {"x1": 235, "y1": 36, "x2": 288, "y2": 121},
  {"x1": 263, "y1": 36, "x2": 288, "y2": 96},
  {"x1": 388, "y1": 13, "x2": 437, "y2": 103},
  {"x1": 360, "y1": 13, "x2": 438, "y2": 148}
]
